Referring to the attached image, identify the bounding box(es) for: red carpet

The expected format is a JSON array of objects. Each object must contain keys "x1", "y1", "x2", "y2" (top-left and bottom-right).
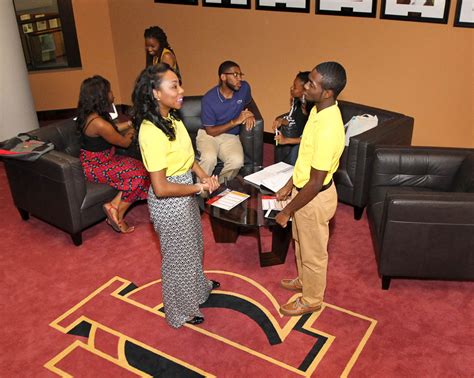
[{"x1": 1, "y1": 159, "x2": 473, "y2": 377}]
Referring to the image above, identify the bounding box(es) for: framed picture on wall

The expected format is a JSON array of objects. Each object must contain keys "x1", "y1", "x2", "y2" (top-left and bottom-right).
[
  {"x1": 154, "y1": 0, "x2": 198, "y2": 5},
  {"x1": 22, "y1": 23, "x2": 34, "y2": 33},
  {"x1": 381, "y1": 0, "x2": 451, "y2": 24},
  {"x1": 202, "y1": 0, "x2": 251, "y2": 9},
  {"x1": 36, "y1": 20, "x2": 48, "y2": 31},
  {"x1": 316, "y1": 0, "x2": 376, "y2": 17},
  {"x1": 256, "y1": 0, "x2": 310, "y2": 13},
  {"x1": 454, "y1": 0, "x2": 474, "y2": 27}
]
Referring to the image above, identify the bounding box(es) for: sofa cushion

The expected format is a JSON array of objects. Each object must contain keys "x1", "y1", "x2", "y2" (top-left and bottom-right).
[{"x1": 451, "y1": 153, "x2": 474, "y2": 193}]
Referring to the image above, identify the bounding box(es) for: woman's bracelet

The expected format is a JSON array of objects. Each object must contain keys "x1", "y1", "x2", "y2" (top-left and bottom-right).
[{"x1": 195, "y1": 183, "x2": 203, "y2": 195}]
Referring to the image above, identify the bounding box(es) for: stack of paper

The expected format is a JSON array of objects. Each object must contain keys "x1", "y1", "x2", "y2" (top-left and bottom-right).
[{"x1": 244, "y1": 162, "x2": 294, "y2": 193}]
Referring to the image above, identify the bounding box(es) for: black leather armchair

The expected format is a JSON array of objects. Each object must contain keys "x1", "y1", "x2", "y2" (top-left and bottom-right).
[
  {"x1": 2, "y1": 119, "x2": 121, "y2": 246},
  {"x1": 178, "y1": 95, "x2": 264, "y2": 173},
  {"x1": 3, "y1": 96, "x2": 263, "y2": 246},
  {"x1": 367, "y1": 146, "x2": 474, "y2": 289},
  {"x1": 334, "y1": 101, "x2": 414, "y2": 220}
]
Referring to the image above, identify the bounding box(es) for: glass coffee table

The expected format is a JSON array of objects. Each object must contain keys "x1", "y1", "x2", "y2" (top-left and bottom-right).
[{"x1": 198, "y1": 175, "x2": 292, "y2": 267}]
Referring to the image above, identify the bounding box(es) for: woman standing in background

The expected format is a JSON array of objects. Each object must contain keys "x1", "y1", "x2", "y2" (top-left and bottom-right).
[{"x1": 144, "y1": 26, "x2": 182, "y2": 82}]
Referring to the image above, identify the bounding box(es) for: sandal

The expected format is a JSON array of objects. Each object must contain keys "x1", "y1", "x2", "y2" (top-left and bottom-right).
[
  {"x1": 117, "y1": 219, "x2": 135, "y2": 234},
  {"x1": 103, "y1": 203, "x2": 120, "y2": 232}
]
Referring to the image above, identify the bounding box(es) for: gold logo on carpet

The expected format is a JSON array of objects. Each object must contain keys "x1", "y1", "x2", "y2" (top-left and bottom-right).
[{"x1": 45, "y1": 272, "x2": 376, "y2": 376}]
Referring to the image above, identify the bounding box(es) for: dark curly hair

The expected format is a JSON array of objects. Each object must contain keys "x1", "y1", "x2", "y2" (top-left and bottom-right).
[
  {"x1": 76, "y1": 75, "x2": 113, "y2": 131},
  {"x1": 131, "y1": 64, "x2": 181, "y2": 141}
]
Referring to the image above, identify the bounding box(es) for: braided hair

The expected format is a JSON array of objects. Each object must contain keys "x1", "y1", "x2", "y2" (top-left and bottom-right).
[
  {"x1": 144, "y1": 26, "x2": 182, "y2": 82},
  {"x1": 131, "y1": 64, "x2": 180, "y2": 141},
  {"x1": 144, "y1": 26, "x2": 171, "y2": 65},
  {"x1": 76, "y1": 75, "x2": 113, "y2": 131}
]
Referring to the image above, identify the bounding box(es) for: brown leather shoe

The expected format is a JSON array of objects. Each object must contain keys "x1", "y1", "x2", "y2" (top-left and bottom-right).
[
  {"x1": 280, "y1": 278, "x2": 303, "y2": 292},
  {"x1": 280, "y1": 297, "x2": 322, "y2": 316}
]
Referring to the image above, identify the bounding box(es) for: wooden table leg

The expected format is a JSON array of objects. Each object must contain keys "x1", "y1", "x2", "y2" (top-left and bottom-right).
[
  {"x1": 210, "y1": 217, "x2": 239, "y2": 243},
  {"x1": 258, "y1": 225, "x2": 292, "y2": 267}
]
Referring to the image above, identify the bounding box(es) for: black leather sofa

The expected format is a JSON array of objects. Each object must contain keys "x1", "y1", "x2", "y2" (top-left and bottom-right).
[
  {"x1": 334, "y1": 100, "x2": 414, "y2": 220},
  {"x1": 367, "y1": 146, "x2": 474, "y2": 289},
  {"x1": 2, "y1": 96, "x2": 263, "y2": 246}
]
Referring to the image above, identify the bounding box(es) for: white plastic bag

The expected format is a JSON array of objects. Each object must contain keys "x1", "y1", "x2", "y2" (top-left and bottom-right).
[{"x1": 344, "y1": 114, "x2": 378, "y2": 146}]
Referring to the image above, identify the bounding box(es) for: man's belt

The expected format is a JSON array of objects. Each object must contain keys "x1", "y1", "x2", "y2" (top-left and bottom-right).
[{"x1": 295, "y1": 179, "x2": 333, "y2": 193}]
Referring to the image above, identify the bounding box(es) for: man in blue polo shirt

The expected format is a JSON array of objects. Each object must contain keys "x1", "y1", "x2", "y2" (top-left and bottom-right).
[{"x1": 197, "y1": 61, "x2": 256, "y2": 183}]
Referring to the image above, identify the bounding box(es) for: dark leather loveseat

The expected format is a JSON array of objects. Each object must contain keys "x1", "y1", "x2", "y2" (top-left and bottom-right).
[
  {"x1": 334, "y1": 100, "x2": 414, "y2": 220},
  {"x1": 367, "y1": 146, "x2": 474, "y2": 289},
  {"x1": 2, "y1": 96, "x2": 263, "y2": 246}
]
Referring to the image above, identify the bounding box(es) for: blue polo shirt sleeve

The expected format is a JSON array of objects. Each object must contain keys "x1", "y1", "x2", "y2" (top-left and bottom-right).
[{"x1": 201, "y1": 93, "x2": 216, "y2": 127}]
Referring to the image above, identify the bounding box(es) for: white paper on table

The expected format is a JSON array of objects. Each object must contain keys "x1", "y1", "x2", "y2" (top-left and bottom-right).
[
  {"x1": 261, "y1": 195, "x2": 291, "y2": 210},
  {"x1": 210, "y1": 190, "x2": 250, "y2": 211}
]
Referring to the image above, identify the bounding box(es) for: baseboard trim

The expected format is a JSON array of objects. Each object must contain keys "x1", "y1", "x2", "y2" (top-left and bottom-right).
[
  {"x1": 36, "y1": 104, "x2": 130, "y2": 122},
  {"x1": 263, "y1": 131, "x2": 275, "y2": 144},
  {"x1": 37, "y1": 108, "x2": 77, "y2": 122}
]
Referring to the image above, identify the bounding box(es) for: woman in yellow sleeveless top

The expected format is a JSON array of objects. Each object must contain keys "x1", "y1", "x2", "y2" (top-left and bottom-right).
[{"x1": 144, "y1": 26, "x2": 182, "y2": 82}]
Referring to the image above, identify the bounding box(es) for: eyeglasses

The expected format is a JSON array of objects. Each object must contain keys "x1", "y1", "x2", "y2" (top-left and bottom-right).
[{"x1": 223, "y1": 72, "x2": 245, "y2": 78}]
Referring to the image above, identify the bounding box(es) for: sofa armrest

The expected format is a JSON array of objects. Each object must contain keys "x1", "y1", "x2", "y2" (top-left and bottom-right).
[
  {"x1": 4, "y1": 150, "x2": 87, "y2": 231},
  {"x1": 240, "y1": 98, "x2": 264, "y2": 167},
  {"x1": 383, "y1": 192, "x2": 474, "y2": 224},
  {"x1": 346, "y1": 116, "x2": 414, "y2": 207}
]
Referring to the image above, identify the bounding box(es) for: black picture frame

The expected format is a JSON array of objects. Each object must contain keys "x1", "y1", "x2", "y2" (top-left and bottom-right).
[
  {"x1": 154, "y1": 0, "x2": 198, "y2": 5},
  {"x1": 202, "y1": 0, "x2": 251, "y2": 9},
  {"x1": 381, "y1": 0, "x2": 450, "y2": 24},
  {"x1": 316, "y1": 0, "x2": 377, "y2": 18},
  {"x1": 255, "y1": 0, "x2": 310, "y2": 13},
  {"x1": 454, "y1": 0, "x2": 474, "y2": 27}
]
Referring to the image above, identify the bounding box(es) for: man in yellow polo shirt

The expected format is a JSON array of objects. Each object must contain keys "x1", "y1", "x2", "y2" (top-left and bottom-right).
[{"x1": 275, "y1": 62, "x2": 347, "y2": 316}]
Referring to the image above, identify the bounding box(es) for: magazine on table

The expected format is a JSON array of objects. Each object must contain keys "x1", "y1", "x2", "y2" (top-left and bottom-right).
[{"x1": 244, "y1": 162, "x2": 294, "y2": 193}]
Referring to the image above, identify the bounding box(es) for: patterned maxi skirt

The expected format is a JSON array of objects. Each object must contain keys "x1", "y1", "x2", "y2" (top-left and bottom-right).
[
  {"x1": 148, "y1": 171, "x2": 212, "y2": 328},
  {"x1": 79, "y1": 147, "x2": 150, "y2": 203}
]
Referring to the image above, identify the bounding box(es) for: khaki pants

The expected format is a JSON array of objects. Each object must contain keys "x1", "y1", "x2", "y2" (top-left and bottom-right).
[
  {"x1": 196, "y1": 129, "x2": 244, "y2": 183},
  {"x1": 292, "y1": 183, "x2": 337, "y2": 306}
]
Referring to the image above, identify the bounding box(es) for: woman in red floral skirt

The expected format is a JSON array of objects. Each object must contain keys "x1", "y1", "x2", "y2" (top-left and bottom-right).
[{"x1": 76, "y1": 75, "x2": 150, "y2": 233}]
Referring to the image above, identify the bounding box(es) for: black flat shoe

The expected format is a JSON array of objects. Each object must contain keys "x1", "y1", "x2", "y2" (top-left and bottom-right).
[
  {"x1": 211, "y1": 280, "x2": 220, "y2": 290},
  {"x1": 186, "y1": 316, "x2": 204, "y2": 325}
]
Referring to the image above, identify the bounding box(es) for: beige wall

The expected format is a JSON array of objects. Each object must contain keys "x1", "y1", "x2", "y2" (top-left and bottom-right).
[{"x1": 28, "y1": 0, "x2": 473, "y2": 148}]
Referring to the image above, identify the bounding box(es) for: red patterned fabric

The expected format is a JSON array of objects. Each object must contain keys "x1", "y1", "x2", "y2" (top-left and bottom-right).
[{"x1": 80, "y1": 147, "x2": 150, "y2": 203}]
